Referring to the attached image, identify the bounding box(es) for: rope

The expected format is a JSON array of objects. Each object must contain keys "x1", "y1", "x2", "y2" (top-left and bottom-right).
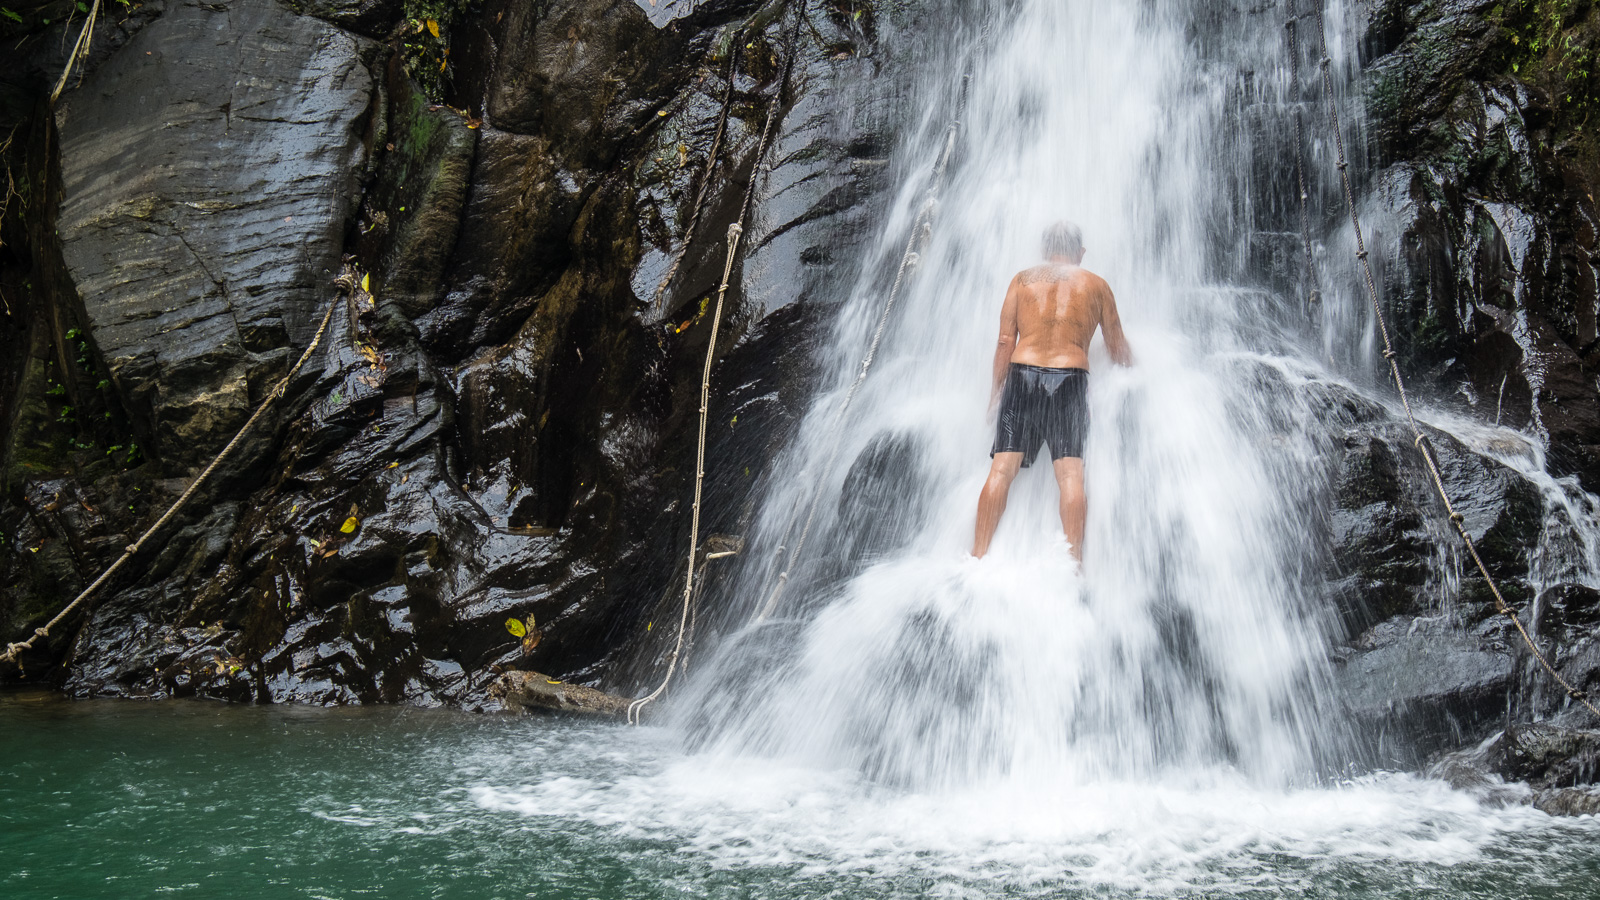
[
  {"x1": 50, "y1": 0, "x2": 100, "y2": 105},
  {"x1": 649, "y1": 42, "x2": 742, "y2": 312},
  {"x1": 754, "y1": 74, "x2": 970, "y2": 622},
  {"x1": 3, "y1": 297, "x2": 339, "y2": 669},
  {"x1": 626, "y1": 8, "x2": 800, "y2": 724},
  {"x1": 1295, "y1": 0, "x2": 1598, "y2": 719}
]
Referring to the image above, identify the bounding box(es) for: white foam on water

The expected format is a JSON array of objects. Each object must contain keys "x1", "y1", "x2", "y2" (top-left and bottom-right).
[{"x1": 469, "y1": 730, "x2": 1586, "y2": 893}]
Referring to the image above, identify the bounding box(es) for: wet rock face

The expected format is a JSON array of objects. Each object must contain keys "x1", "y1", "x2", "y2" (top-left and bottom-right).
[
  {"x1": 1335, "y1": 615, "x2": 1517, "y2": 766},
  {"x1": 55, "y1": 0, "x2": 375, "y2": 472},
  {"x1": 1366, "y1": 1, "x2": 1600, "y2": 491},
  {"x1": 1428, "y1": 720, "x2": 1600, "y2": 816},
  {"x1": 1308, "y1": 0, "x2": 1600, "y2": 770},
  {"x1": 2, "y1": 0, "x2": 904, "y2": 705}
]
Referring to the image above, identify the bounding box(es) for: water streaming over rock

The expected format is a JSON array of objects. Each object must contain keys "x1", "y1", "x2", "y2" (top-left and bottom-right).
[{"x1": 671, "y1": 0, "x2": 1600, "y2": 790}]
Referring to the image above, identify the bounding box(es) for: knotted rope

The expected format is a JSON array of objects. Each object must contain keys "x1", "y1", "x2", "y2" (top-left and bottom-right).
[
  {"x1": 3, "y1": 297, "x2": 338, "y2": 670},
  {"x1": 627, "y1": 5, "x2": 802, "y2": 724}
]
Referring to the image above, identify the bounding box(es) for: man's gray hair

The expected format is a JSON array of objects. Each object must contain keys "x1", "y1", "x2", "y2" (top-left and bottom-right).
[{"x1": 1042, "y1": 221, "x2": 1084, "y2": 259}]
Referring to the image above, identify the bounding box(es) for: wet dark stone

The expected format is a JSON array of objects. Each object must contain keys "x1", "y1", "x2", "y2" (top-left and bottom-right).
[
  {"x1": 1335, "y1": 615, "x2": 1517, "y2": 767},
  {"x1": 1538, "y1": 583, "x2": 1600, "y2": 630},
  {"x1": 1366, "y1": 2, "x2": 1600, "y2": 491},
  {"x1": 54, "y1": 0, "x2": 374, "y2": 474},
  {"x1": 1319, "y1": 0, "x2": 1600, "y2": 770},
  {"x1": 1323, "y1": 420, "x2": 1540, "y2": 634},
  {"x1": 4, "y1": 0, "x2": 909, "y2": 707},
  {"x1": 1426, "y1": 719, "x2": 1600, "y2": 816},
  {"x1": 1489, "y1": 721, "x2": 1600, "y2": 787}
]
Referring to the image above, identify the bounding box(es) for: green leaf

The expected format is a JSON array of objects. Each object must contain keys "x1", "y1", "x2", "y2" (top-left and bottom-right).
[
  {"x1": 505, "y1": 618, "x2": 526, "y2": 637},
  {"x1": 0, "y1": 9, "x2": 22, "y2": 24}
]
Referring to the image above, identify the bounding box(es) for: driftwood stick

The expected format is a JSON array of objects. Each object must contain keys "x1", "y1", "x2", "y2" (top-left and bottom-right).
[{"x1": 490, "y1": 670, "x2": 630, "y2": 717}]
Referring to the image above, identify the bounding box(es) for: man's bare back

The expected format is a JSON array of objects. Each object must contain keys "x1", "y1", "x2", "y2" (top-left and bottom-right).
[
  {"x1": 991, "y1": 263, "x2": 1132, "y2": 408},
  {"x1": 1010, "y1": 264, "x2": 1124, "y2": 369}
]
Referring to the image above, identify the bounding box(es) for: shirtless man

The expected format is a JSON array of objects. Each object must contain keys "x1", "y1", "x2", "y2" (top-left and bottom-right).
[{"x1": 972, "y1": 221, "x2": 1133, "y2": 560}]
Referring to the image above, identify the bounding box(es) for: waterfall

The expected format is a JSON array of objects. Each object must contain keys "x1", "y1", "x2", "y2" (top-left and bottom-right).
[
  {"x1": 461, "y1": 2, "x2": 1600, "y2": 886},
  {"x1": 674, "y1": 0, "x2": 1366, "y2": 788}
]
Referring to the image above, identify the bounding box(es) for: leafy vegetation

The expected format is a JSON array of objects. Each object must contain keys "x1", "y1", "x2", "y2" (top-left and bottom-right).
[
  {"x1": 1493, "y1": 0, "x2": 1600, "y2": 131},
  {"x1": 400, "y1": 0, "x2": 473, "y2": 101}
]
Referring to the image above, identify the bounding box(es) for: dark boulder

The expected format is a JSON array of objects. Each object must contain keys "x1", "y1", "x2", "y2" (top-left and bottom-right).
[
  {"x1": 1335, "y1": 614, "x2": 1516, "y2": 768},
  {"x1": 54, "y1": 0, "x2": 375, "y2": 474}
]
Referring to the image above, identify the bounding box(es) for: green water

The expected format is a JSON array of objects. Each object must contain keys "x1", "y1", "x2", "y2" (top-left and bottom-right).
[{"x1": 3, "y1": 691, "x2": 1598, "y2": 899}]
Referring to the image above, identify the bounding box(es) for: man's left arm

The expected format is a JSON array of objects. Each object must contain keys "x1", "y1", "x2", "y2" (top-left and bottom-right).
[
  {"x1": 1099, "y1": 282, "x2": 1134, "y2": 367},
  {"x1": 990, "y1": 278, "x2": 1020, "y2": 413}
]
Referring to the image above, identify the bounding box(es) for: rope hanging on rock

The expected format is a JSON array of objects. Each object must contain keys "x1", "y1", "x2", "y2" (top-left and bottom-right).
[
  {"x1": 754, "y1": 74, "x2": 971, "y2": 623},
  {"x1": 626, "y1": 6, "x2": 802, "y2": 725},
  {"x1": 627, "y1": 221, "x2": 745, "y2": 725},
  {"x1": 1292, "y1": 0, "x2": 1598, "y2": 720},
  {"x1": 2, "y1": 297, "x2": 339, "y2": 670}
]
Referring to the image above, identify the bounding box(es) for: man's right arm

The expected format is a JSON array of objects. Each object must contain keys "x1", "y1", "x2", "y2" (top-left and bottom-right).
[
  {"x1": 1099, "y1": 282, "x2": 1134, "y2": 367},
  {"x1": 990, "y1": 278, "x2": 1020, "y2": 410}
]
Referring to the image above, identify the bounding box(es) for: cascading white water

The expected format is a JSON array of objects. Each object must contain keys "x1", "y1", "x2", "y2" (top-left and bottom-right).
[
  {"x1": 681, "y1": 0, "x2": 1349, "y2": 787},
  {"x1": 470, "y1": 3, "x2": 1600, "y2": 888}
]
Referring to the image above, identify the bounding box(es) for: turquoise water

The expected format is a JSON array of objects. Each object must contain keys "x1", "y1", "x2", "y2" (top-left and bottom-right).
[{"x1": 3, "y1": 691, "x2": 1599, "y2": 899}]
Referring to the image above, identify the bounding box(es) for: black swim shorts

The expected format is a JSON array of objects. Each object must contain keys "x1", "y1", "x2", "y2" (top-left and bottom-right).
[{"x1": 991, "y1": 363, "x2": 1089, "y2": 467}]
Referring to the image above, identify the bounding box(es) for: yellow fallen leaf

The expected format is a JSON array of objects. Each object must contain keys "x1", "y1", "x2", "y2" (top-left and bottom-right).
[
  {"x1": 360, "y1": 273, "x2": 369, "y2": 293},
  {"x1": 426, "y1": 18, "x2": 439, "y2": 37},
  {"x1": 340, "y1": 516, "x2": 360, "y2": 533},
  {"x1": 388, "y1": 462, "x2": 399, "y2": 469},
  {"x1": 546, "y1": 679, "x2": 561, "y2": 684},
  {"x1": 506, "y1": 618, "x2": 526, "y2": 637}
]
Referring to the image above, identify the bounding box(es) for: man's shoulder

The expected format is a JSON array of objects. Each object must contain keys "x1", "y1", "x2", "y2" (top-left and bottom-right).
[{"x1": 1074, "y1": 267, "x2": 1111, "y2": 288}]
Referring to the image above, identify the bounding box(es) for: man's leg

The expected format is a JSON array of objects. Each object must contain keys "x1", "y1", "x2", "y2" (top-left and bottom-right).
[
  {"x1": 973, "y1": 452, "x2": 1024, "y2": 558},
  {"x1": 1052, "y1": 456, "x2": 1086, "y2": 561}
]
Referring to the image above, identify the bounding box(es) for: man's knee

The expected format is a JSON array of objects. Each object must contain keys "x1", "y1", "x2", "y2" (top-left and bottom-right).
[
  {"x1": 987, "y1": 453, "x2": 1023, "y2": 485},
  {"x1": 1052, "y1": 458, "x2": 1084, "y2": 491}
]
